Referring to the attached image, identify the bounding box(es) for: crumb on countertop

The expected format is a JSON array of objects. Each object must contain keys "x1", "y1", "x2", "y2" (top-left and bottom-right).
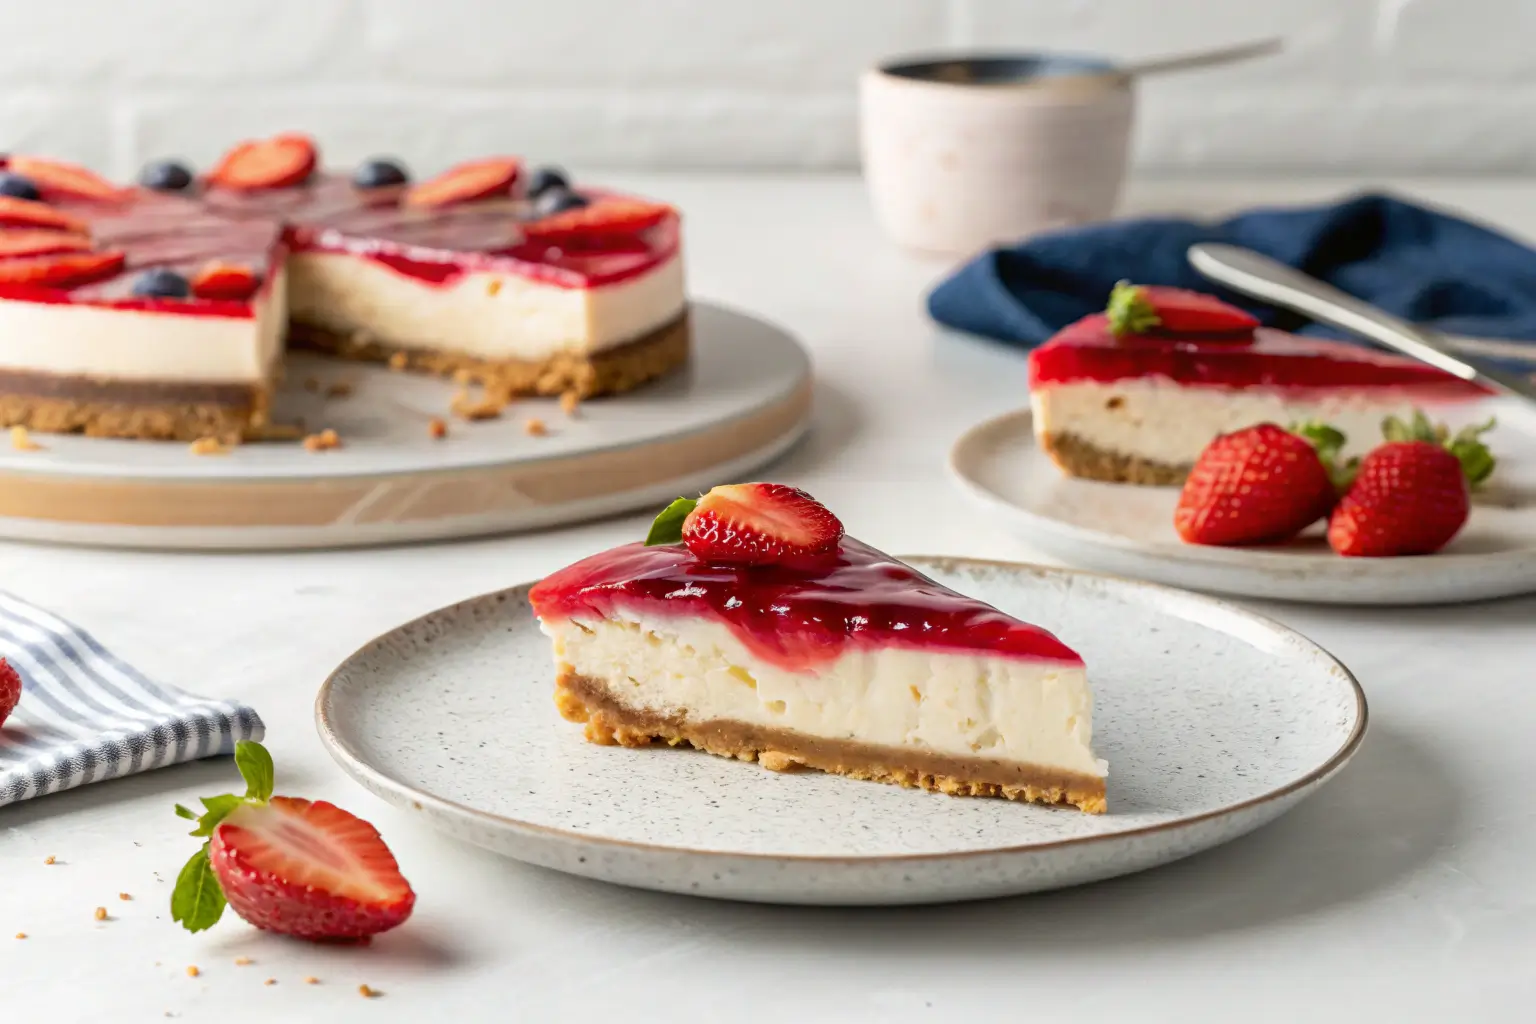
[
  {"x1": 450, "y1": 389, "x2": 506, "y2": 421},
  {"x1": 118, "y1": 892, "x2": 132, "y2": 901},
  {"x1": 14, "y1": 932, "x2": 25, "y2": 940},
  {"x1": 264, "y1": 978, "x2": 276, "y2": 986},
  {"x1": 359, "y1": 984, "x2": 379, "y2": 998},
  {"x1": 43, "y1": 855, "x2": 55, "y2": 865},
  {"x1": 303, "y1": 976, "x2": 320, "y2": 985},
  {"x1": 186, "y1": 965, "x2": 199, "y2": 978},
  {"x1": 428, "y1": 417, "x2": 448, "y2": 439},
  {"x1": 234, "y1": 956, "x2": 252, "y2": 966},
  {"x1": 93, "y1": 907, "x2": 107, "y2": 922},
  {"x1": 302, "y1": 429, "x2": 341, "y2": 453},
  {"x1": 188, "y1": 436, "x2": 230, "y2": 456},
  {"x1": 10, "y1": 425, "x2": 43, "y2": 451}
]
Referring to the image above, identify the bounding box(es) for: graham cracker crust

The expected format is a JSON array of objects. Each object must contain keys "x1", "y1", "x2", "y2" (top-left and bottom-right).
[
  {"x1": 1040, "y1": 431, "x2": 1190, "y2": 487},
  {"x1": 289, "y1": 309, "x2": 691, "y2": 400},
  {"x1": 0, "y1": 385, "x2": 269, "y2": 442},
  {"x1": 555, "y1": 667, "x2": 1107, "y2": 814}
]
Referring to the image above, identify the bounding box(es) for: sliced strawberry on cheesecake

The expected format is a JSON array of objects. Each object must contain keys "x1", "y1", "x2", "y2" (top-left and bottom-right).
[
  {"x1": 0, "y1": 250, "x2": 125, "y2": 288},
  {"x1": 171, "y1": 740, "x2": 415, "y2": 940},
  {"x1": 207, "y1": 133, "x2": 319, "y2": 190},
  {"x1": 0, "y1": 196, "x2": 90, "y2": 234},
  {"x1": 1106, "y1": 280, "x2": 1259, "y2": 338},
  {"x1": 404, "y1": 157, "x2": 521, "y2": 207},
  {"x1": 524, "y1": 196, "x2": 673, "y2": 241},
  {"x1": 6, "y1": 156, "x2": 128, "y2": 202},
  {"x1": 532, "y1": 484, "x2": 1108, "y2": 812}
]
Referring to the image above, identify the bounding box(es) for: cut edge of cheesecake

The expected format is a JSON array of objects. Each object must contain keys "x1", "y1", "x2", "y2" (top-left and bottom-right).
[{"x1": 554, "y1": 666, "x2": 1107, "y2": 814}]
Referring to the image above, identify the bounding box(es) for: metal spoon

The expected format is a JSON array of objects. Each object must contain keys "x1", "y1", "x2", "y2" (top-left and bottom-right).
[{"x1": 1188, "y1": 242, "x2": 1536, "y2": 404}]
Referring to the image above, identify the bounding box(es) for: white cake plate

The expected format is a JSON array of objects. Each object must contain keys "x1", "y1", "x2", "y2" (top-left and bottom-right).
[
  {"x1": 948, "y1": 404, "x2": 1536, "y2": 605},
  {"x1": 315, "y1": 557, "x2": 1365, "y2": 906},
  {"x1": 0, "y1": 302, "x2": 811, "y2": 550}
]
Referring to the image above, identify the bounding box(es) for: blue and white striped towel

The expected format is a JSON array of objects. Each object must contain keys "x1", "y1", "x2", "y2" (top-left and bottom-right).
[{"x1": 0, "y1": 591, "x2": 264, "y2": 807}]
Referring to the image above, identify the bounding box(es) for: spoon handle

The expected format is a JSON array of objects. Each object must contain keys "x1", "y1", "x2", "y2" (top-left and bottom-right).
[
  {"x1": 1188, "y1": 242, "x2": 1536, "y2": 404},
  {"x1": 1120, "y1": 38, "x2": 1283, "y2": 79}
]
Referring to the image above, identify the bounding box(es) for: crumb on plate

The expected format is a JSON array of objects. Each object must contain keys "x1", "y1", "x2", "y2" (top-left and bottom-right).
[
  {"x1": 189, "y1": 436, "x2": 230, "y2": 456},
  {"x1": 428, "y1": 417, "x2": 448, "y2": 439},
  {"x1": 523, "y1": 417, "x2": 548, "y2": 437},
  {"x1": 10, "y1": 426, "x2": 43, "y2": 451},
  {"x1": 302, "y1": 429, "x2": 341, "y2": 453}
]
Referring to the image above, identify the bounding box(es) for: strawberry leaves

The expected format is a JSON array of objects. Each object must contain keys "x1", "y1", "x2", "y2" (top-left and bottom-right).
[
  {"x1": 1106, "y1": 280, "x2": 1160, "y2": 337},
  {"x1": 644, "y1": 496, "x2": 697, "y2": 546},
  {"x1": 169, "y1": 739, "x2": 274, "y2": 934},
  {"x1": 1382, "y1": 410, "x2": 1497, "y2": 487}
]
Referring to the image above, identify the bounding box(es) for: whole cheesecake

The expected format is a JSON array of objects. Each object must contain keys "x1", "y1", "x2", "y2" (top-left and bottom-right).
[
  {"x1": 0, "y1": 136, "x2": 688, "y2": 441},
  {"x1": 530, "y1": 484, "x2": 1108, "y2": 813}
]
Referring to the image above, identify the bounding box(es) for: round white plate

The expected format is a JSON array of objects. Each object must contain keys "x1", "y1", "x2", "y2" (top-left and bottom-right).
[
  {"x1": 315, "y1": 556, "x2": 1366, "y2": 906},
  {"x1": 950, "y1": 407, "x2": 1536, "y2": 605},
  {"x1": 0, "y1": 302, "x2": 811, "y2": 550}
]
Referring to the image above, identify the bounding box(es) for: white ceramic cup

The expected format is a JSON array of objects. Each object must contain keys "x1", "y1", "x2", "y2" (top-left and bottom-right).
[{"x1": 859, "y1": 54, "x2": 1135, "y2": 257}]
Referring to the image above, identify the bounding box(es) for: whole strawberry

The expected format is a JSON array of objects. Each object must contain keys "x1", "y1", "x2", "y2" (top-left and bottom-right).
[
  {"x1": 1328, "y1": 413, "x2": 1496, "y2": 557},
  {"x1": 0, "y1": 658, "x2": 21, "y2": 728},
  {"x1": 1175, "y1": 422, "x2": 1344, "y2": 547},
  {"x1": 171, "y1": 740, "x2": 415, "y2": 940}
]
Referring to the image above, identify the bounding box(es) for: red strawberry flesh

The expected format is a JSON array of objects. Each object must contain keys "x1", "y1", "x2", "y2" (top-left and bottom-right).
[
  {"x1": 207, "y1": 133, "x2": 318, "y2": 190},
  {"x1": 8, "y1": 156, "x2": 127, "y2": 202},
  {"x1": 0, "y1": 658, "x2": 20, "y2": 728},
  {"x1": 1174, "y1": 423, "x2": 1337, "y2": 547},
  {"x1": 0, "y1": 196, "x2": 90, "y2": 234},
  {"x1": 0, "y1": 251, "x2": 125, "y2": 288},
  {"x1": 1327, "y1": 440, "x2": 1470, "y2": 557},
  {"x1": 404, "y1": 157, "x2": 521, "y2": 208},
  {"x1": 0, "y1": 230, "x2": 93, "y2": 258},
  {"x1": 681, "y1": 483, "x2": 844, "y2": 565},
  {"x1": 208, "y1": 796, "x2": 415, "y2": 941},
  {"x1": 1107, "y1": 281, "x2": 1258, "y2": 339},
  {"x1": 524, "y1": 197, "x2": 672, "y2": 240},
  {"x1": 191, "y1": 261, "x2": 261, "y2": 301}
]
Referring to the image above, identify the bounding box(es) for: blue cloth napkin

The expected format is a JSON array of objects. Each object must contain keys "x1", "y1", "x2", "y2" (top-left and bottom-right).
[
  {"x1": 928, "y1": 193, "x2": 1536, "y2": 366},
  {"x1": 0, "y1": 592, "x2": 263, "y2": 806}
]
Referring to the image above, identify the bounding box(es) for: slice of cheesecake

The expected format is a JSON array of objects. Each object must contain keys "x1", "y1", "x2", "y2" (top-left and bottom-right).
[
  {"x1": 1028, "y1": 283, "x2": 1494, "y2": 485},
  {"x1": 529, "y1": 483, "x2": 1107, "y2": 813}
]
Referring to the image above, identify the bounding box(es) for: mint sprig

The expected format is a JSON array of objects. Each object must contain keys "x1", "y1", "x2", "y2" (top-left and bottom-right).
[
  {"x1": 644, "y1": 496, "x2": 697, "y2": 546},
  {"x1": 169, "y1": 739, "x2": 274, "y2": 934}
]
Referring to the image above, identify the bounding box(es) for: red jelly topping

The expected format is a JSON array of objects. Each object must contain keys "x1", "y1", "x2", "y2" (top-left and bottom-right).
[
  {"x1": 529, "y1": 538, "x2": 1084, "y2": 673},
  {"x1": 1028, "y1": 313, "x2": 1493, "y2": 396},
  {"x1": 0, "y1": 169, "x2": 677, "y2": 313}
]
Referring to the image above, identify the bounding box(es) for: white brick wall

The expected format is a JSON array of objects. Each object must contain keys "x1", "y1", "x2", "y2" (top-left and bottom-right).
[{"x1": 0, "y1": 0, "x2": 1526, "y2": 175}]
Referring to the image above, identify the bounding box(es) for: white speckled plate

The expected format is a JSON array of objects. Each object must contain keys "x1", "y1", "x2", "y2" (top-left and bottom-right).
[
  {"x1": 315, "y1": 557, "x2": 1366, "y2": 905},
  {"x1": 949, "y1": 406, "x2": 1536, "y2": 605}
]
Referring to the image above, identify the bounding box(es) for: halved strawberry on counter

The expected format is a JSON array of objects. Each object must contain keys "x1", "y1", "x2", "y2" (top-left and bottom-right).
[
  {"x1": 0, "y1": 659, "x2": 20, "y2": 728},
  {"x1": 6, "y1": 155, "x2": 128, "y2": 202},
  {"x1": 645, "y1": 482, "x2": 845, "y2": 566},
  {"x1": 207, "y1": 133, "x2": 319, "y2": 190},
  {"x1": 404, "y1": 157, "x2": 522, "y2": 208},
  {"x1": 171, "y1": 740, "x2": 415, "y2": 940},
  {"x1": 524, "y1": 196, "x2": 673, "y2": 242},
  {"x1": 0, "y1": 251, "x2": 126, "y2": 288},
  {"x1": 1106, "y1": 280, "x2": 1259, "y2": 338}
]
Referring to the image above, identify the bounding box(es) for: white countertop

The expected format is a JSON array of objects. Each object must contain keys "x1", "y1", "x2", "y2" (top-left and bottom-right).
[{"x1": 3, "y1": 174, "x2": 1534, "y2": 1023}]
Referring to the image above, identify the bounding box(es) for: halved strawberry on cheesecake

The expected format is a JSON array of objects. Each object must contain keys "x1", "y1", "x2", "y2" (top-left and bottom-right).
[{"x1": 531, "y1": 483, "x2": 1108, "y2": 812}]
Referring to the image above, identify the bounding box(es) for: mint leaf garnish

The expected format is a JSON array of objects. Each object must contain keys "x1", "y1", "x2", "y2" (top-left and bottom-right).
[
  {"x1": 187, "y1": 794, "x2": 243, "y2": 837},
  {"x1": 168, "y1": 739, "x2": 278, "y2": 933},
  {"x1": 234, "y1": 740, "x2": 274, "y2": 802},
  {"x1": 170, "y1": 843, "x2": 226, "y2": 934},
  {"x1": 644, "y1": 496, "x2": 697, "y2": 546}
]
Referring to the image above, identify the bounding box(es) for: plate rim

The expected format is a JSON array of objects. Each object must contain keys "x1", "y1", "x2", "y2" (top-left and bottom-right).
[
  {"x1": 314, "y1": 555, "x2": 1369, "y2": 865},
  {"x1": 949, "y1": 406, "x2": 1536, "y2": 574}
]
